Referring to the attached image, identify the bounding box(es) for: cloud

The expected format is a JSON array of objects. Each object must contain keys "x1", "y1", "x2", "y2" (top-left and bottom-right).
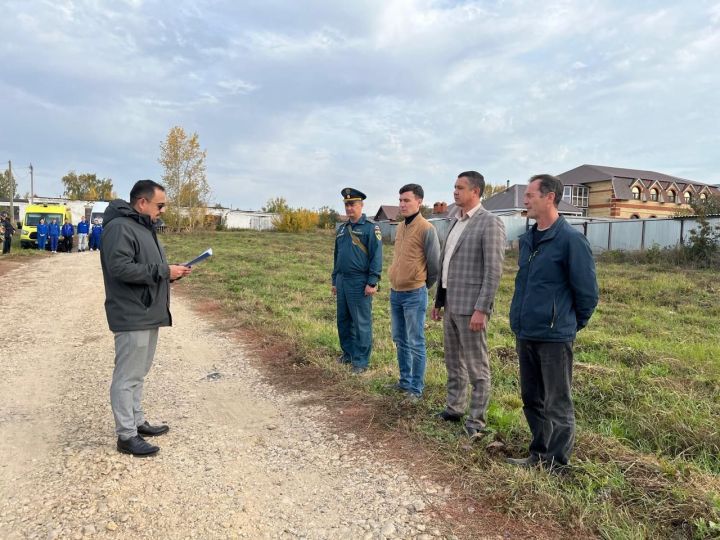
[{"x1": 1, "y1": 0, "x2": 718, "y2": 207}]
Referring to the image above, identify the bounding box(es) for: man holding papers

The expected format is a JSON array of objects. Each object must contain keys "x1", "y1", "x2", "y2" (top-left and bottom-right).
[{"x1": 100, "y1": 179, "x2": 192, "y2": 457}]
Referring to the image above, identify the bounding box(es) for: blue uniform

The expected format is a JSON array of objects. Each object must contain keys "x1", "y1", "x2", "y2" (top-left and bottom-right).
[
  {"x1": 37, "y1": 222, "x2": 48, "y2": 250},
  {"x1": 90, "y1": 223, "x2": 103, "y2": 250},
  {"x1": 48, "y1": 222, "x2": 60, "y2": 252},
  {"x1": 332, "y1": 214, "x2": 383, "y2": 369}
]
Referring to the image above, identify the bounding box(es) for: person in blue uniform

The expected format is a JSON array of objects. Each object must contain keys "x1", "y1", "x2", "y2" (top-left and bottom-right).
[
  {"x1": 90, "y1": 219, "x2": 103, "y2": 251},
  {"x1": 331, "y1": 188, "x2": 383, "y2": 374},
  {"x1": 48, "y1": 218, "x2": 61, "y2": 253},
  {"x1": 36, "y1": 217, "x2": 48, "y2": 251},
  {"x1": 61, "y1": 219, "x2": 74, "y2": 253}
]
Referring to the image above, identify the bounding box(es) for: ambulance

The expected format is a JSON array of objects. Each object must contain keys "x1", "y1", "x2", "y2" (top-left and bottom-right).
[{"x1": 20, "y1": 203, "x2": 73, "y2": 249}]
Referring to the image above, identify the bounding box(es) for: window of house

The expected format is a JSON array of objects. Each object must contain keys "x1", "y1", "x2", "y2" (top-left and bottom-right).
[
  {"x1": 650, "y1": 188, "x2": 658, "y2": 201},
  {"x1": 667, "y1": 190, "x2": 676, "y2": 203},
  {"x1": 563, "y1": 186, "x2": 572, "y2": 203},
  {"x1": 684, "y1": 191, "x2": 692, "y2": 204},
  {"x1": 632, "y1": 186, "x2": 641, "y2": 200},
  {"x1": 567, "y1": 185, "x2": 589, "y2": 207}
]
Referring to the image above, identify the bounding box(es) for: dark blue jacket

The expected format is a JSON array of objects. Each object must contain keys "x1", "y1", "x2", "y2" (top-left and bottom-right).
[
  {"x1": 91, "y1": 223, "x2": 103, "y2": 239},
  {"x1": 509, "y1": 216, "x2": 598, "y2": 342},
  {"x1": 77, "y1": 220, "x2": 89, "y2": 234},
  {"x1": 332, "y1": 214, "x2": 382, "y2": 286},
  {"x1": 48, "y1": 222, "x2": 60, "y2": 237},
  {"x1": 37, "y1": 223, "x2": 48, "y2": 236},
  {"x1": 61, "y1": 223, "x2": 74, "y2": 237}
]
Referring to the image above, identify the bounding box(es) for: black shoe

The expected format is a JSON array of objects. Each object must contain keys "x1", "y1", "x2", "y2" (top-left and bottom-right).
[
  {"x1": 117, "y1": 435, "x2": 159, "y2": 457},
  {"x1": 386, "y1": 382, "x2": 410, "y2": 393},
  {"x1": 336, "y1": 354, "x2": 351, "y2": 364},
  {"x1": 351, "y1": 366, "x2": 367, "y2": 374},
  {"x1": 505, "y1": 454, "x2": 542, "y2": 468},
  {"x1": 435, "y1": 410, "x2": 463, "y2": 423},
  {"x1": 136, "y1": 421, "x2": 170, "y2": 437}
]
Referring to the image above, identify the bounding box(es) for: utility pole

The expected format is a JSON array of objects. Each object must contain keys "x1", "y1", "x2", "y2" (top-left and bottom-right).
[
  {"x1": 8, "y1": 160, "x2": 14, "y2": 224},
  {"x1": 29, "y1": 163, "x2": 34, "y2": 204}
]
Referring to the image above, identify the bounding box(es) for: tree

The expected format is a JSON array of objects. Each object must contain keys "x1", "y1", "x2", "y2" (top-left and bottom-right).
[
  {"x1": 685, "y1": 194, "x2": 720, "y2": 267},
  {"x1": 61, "y1": 171, "x2": 115, "y2": 200},
  {"x1": 482, "y1": 183, "x2": 508, "y2": 200},
  {"x1": 262, "y1": 197, "x2": 290, "y2": 213},
  {"x1": 0, "y1": 169, "x2": 18, "y2": 200},
  {"x1": 419, "y1": 204, "x2": 433, "y2": 218},
  {"x1": 317, "y1": 206, "x2": 339, "y2": 229},
  {"x1": 159, "y1": 126, "x2": 209, "y2": 231}
]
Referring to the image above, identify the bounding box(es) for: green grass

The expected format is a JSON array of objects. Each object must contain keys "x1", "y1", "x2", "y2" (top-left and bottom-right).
[{"x1": 163, "y1": 230, "x2": 720, "y2": 538}]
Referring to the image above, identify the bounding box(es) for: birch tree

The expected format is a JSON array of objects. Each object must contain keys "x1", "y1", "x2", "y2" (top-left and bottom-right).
[{"x1": 158, "y1": 126, "x2": 209, "y2": 230}]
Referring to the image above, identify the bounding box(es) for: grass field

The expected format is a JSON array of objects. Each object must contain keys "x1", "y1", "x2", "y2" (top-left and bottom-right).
[{"x1": 160, "y1": 229, "x2": 719, "y2": 538}]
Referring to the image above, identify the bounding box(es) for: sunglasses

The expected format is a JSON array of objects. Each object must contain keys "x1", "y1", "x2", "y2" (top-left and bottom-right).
[{"x1": 143, "y1": 198, "x2": 166, "y2": 210}]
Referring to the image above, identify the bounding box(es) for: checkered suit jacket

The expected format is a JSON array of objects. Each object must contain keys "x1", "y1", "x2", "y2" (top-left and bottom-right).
[{"x1": 434, "y1": 207, "x2": 506, "y2": 315}]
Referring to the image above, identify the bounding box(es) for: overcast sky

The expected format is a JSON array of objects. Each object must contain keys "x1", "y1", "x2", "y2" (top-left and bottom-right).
[{"x1": 1, "y1": 0, "x2": 719, "y2": 213}]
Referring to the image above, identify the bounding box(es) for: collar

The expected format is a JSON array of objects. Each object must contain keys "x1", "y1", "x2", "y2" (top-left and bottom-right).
[
  {"x1": 349, "y1": 213, "x2": 367, "y2": 226},
  {"x1": 404, "y1": 211, "x2": 420, "y2": 225},
  {"x1": 458, "y1": 201, "x2": 483, "y2": 221}
]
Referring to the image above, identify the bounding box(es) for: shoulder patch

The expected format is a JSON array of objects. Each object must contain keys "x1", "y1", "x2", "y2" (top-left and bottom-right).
[{"x1": 374, "y1": 225, "x2": 381, "y2": 241}]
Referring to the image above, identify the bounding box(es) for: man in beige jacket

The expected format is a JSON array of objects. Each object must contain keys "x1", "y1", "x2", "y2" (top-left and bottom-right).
[{"x1": 387, "y1": 184, "x2": 440, "y2": 398}]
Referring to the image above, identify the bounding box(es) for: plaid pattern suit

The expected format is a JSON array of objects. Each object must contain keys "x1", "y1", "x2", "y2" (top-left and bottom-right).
[{"x1": 435, "y1": 206, "x2": 506, "y2": 429}]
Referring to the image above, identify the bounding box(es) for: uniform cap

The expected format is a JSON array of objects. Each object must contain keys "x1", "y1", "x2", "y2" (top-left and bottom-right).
[{"x1": 341, "y1": 187, "x2": 367, "y2": 202}]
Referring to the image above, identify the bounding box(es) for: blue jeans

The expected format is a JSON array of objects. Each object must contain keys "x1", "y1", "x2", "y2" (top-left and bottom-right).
[{"x1": 390, "y1": 286, "x2": 428, "y2": 396}]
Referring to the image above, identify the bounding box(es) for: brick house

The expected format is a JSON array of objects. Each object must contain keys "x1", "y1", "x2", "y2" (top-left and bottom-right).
[{"x1": 557, "y1": 164, "x2": 719, "y2": 218}]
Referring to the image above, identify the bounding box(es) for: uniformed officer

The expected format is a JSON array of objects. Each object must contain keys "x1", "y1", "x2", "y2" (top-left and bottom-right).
[{"x1": 332, "y1": 188, "x2": 383, "y2": 374}]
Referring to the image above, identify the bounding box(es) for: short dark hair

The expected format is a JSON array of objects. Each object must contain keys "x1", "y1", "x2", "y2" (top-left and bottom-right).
[
  {"x1": 399, "y1": 183, "x2": 424, "y2": 199},
  {"x1": 458, "y1": 171, "x2": 485, "y2": 198},
  {"x1": 130, "y1": 179, "x2": 165, "y2": 204},
  {"x1": 529, "y1": 174, "x2": 564, "y2": 208}
]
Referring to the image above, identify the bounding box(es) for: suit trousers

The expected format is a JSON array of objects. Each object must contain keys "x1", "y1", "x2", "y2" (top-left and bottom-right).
[
  {"x1": 110, "y1": 329, "x2": 159, "y2": 440},
  {"x1": 517, "y1": 339, "x2": 575, "y2": 465},
  {"x1": 443, "y1": 310, "x2": 491, "y2": 429}
]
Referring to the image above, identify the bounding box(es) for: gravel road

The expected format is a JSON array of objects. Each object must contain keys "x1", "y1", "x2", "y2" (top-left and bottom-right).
[{"x1": 0, "y1": 253, "x2": 455, "y2": 539}]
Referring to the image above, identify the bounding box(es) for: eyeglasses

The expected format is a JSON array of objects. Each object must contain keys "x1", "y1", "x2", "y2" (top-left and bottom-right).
[{"x1": 143, "y1": 198, "x2": 166, "y2": 210}]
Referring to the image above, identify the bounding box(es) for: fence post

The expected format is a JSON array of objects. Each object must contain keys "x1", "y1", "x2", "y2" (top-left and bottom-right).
[
  {"x1": 607, "y1": 222, "x2": 612, "y2": 251},
  {"x1": 679, "y1": 219, "x2": 684, "y2": 245},
  {"x1": 641, "y1": 220, "x2": 646, "y2": 250}
]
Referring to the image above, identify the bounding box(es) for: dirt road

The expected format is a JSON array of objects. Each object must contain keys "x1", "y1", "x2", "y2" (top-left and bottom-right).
[{"x1": 0, "y1": 253, "x2": 452, "y2": 539}]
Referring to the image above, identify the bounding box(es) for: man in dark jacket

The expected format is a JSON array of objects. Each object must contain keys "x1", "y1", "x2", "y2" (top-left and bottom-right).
[
  {"x1": 507, "y1": 174, "x2": 598, "y2": 471},
  {"x1": 1, "y1": 212, "x2": 15, "y2": 254},
  {"x1": 101, "y1": 179, "x2": 191, "y2": 456}
]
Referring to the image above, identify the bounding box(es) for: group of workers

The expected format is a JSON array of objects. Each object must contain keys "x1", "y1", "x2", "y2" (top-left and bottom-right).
[
  {"x1": 35, "y1": 216, "x2": 103, "y2": 253},
  {"x1": 332, "y1": 171, "x2": 599, "y2": 472}
]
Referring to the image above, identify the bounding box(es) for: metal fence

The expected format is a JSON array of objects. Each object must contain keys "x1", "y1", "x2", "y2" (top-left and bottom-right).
[{"x1": 374, "y1": 215, "x2": 719, "y2": 254}]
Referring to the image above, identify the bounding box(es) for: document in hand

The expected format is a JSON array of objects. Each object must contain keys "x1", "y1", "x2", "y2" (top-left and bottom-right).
[{"x1": 183, "y1": 248, "x2": 213, "y2": 267}]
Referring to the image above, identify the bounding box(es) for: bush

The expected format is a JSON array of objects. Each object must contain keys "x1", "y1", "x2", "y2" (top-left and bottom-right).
[{"x1": 272, "y1": 208, "x2": 319, "y2": 232}]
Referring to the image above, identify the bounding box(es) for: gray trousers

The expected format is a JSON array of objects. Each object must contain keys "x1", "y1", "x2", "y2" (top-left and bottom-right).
[
  {"x1": 443, "y1": 311, "x2": 491, "y2": 429},
  {"x1": 110, "y1": 329, "x2": 159, "y2": 440}
]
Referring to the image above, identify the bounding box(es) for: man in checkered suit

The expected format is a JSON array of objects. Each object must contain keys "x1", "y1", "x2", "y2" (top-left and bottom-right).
[{"x1": 432, "y1": 171, "x2": 506, "y2": 439}]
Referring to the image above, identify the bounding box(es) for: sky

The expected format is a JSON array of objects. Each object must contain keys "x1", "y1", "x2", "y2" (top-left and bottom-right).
[{"x1": 1, "y1": 0, "x2": 719, "y2": 214}]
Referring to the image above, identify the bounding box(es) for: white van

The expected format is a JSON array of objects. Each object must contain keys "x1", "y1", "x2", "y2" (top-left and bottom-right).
[{"x1": 90, "y1": 201, "x2": 110, "y2": 224}]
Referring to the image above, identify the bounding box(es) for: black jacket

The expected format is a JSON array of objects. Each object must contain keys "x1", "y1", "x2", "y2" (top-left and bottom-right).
[
  {"x1": 100, "y1": 199, "x2": 172, "y2": 332},
  {"x1": 2, "y1": 218, "x2": 15, "y2": 239}
]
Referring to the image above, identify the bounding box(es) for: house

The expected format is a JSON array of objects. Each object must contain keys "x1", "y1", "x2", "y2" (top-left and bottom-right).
[
  {"x1": 431, "y1": 202, "x2": 455, "y2": 218},
  {"x1": 374, "y1": 205, "x2": 400, "y2": 222},
  {"x1": 557, "y1": 164, "x2": 720, "y2": 219},
  {"x1": 481, "y1": 185, "x2": 583, "y2": 217}
]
